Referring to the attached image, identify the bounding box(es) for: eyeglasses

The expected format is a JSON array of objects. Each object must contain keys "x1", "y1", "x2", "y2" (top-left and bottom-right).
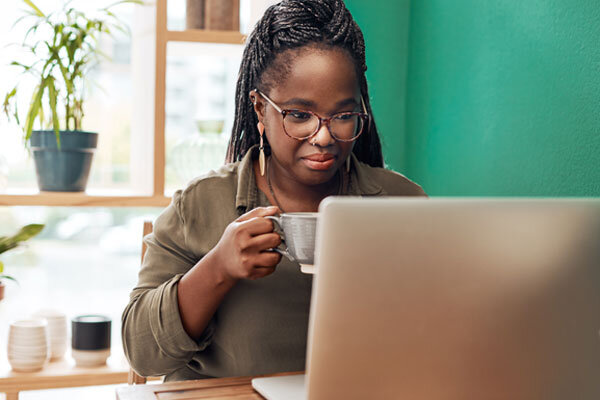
[{"x1": 253, "y1": 89, "x2": 369, "y2": 142}]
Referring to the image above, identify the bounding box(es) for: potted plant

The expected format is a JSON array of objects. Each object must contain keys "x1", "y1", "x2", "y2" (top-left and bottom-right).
[
  {"x1": 2, "y1": 0, "x2": 142, "y2": 192},
  {"x1": 0, "y1": 223, "x2": 44, "y2": 301}
]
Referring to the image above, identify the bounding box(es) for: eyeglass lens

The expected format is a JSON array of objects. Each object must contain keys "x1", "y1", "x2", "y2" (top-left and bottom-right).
[{"x1": 283, "y1": 112, "x2": 365, "y2": 140}]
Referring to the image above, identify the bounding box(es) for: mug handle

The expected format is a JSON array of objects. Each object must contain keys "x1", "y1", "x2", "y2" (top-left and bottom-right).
[{"x1": 266, "y1": 216, "x2": 296, "y2": 262}]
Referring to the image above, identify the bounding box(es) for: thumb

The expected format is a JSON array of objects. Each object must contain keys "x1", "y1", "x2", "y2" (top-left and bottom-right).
[{"x1": 237, "y1": 206, "x2": 281, "y2": 222}]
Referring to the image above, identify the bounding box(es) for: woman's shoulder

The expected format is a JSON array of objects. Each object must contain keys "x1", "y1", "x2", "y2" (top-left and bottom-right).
[
  {"x1": 185, "y1": 161, "x2": 240, "y2": 192},
  {"x1": 354, "y1": 159, "x2": 427, "y2": 197},
  {"x1": 173, "y1": 161, "x2": 242, "y2": 212}
]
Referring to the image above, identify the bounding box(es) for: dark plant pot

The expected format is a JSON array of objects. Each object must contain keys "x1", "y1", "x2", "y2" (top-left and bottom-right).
[{"x1": 30, "y1": 130, "x2": 98, "y2": 192}]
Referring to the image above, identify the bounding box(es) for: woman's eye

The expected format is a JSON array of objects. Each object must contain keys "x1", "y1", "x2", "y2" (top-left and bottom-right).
[
  {"x1": 335, "y1": 113, "x2": 355, "y2": 121},
  {"x1": 288, "y1": 111, "x2": 312, "y2": 121}
]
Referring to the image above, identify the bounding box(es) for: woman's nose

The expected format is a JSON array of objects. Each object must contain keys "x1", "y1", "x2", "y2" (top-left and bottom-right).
[{"x1": 310, "y1": 122, "x2": 336, "y2": 147}]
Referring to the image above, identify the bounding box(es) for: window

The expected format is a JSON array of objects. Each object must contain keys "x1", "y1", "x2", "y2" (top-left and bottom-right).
[
  {"x1": 0, "y1": 1, "x2": 140, "y2": 194},
  {"x1": 0, "y1": 0, "x2": 278, "y2": 203}
]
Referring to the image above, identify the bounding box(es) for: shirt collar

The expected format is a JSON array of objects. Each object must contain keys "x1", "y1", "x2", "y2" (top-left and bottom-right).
[
  {"x1": 234, "y1": 146, "x2": 385, "y2": 213},
  {"x1": 235, "y1": 145, "x2": 261, "y2": 214},
  {"x1": 347, "y1": 152, "x2": 385, "y2": 196}
]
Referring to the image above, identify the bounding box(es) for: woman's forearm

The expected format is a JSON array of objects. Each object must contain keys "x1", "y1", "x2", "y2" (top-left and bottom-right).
[{"x1": 177, "y1": 248, "x2": 238, "y2": 339}]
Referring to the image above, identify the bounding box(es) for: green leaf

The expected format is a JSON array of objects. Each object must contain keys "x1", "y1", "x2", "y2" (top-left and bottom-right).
[
  {"x1": 0, "y1": 224, "x2": 44, "y2": 257},
  {"x1": 11, "y1": 224, "x2": 44, "y2": 243},
  {"x1": 14, "y1": 102, "x2": 21, "y2": 126},
  {"x1": 12, "y1": 14, "x2": 36, "y2": 31},
  {"x1": 0, "y1": 244, "x2": 18, "y2": 255},
  {"x1": 47, "y1": 77, "x2": 61, "y2": 148},
  {"x1": 23, "y1": 20, "x2": 43, "y2": 43},
  {"x1": 24, "y1": 81, "x2": 46, "y2": 143},
  {"x1": 0, "y1": 274, "x2": 19, "y2": 285},
  {"x1": 3, "y1": 87, "x2": 17, "y2": 118},
  {"x1": 22, "y1": 0, "x2": 45, "y2": 18},
  {"x1": 37, "y1": 85, "x2": 45, "y2": 128},
  {"x1": 102, "y1": 0, "x2": 145, "y2": 11},
  {"x1": 0, "y1": 260, "x2": 3, "y2": 273},
  {"x1": 10, "y1": 61, "x2": 33, "y2": 72}
]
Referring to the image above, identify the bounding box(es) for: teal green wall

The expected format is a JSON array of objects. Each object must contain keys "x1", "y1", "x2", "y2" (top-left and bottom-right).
[
  {"x1": 344, "y1": 0, "x2": 410, "y2": 171},
  {"x1": 405, "y1": 1, "x2": 600, "y2": 196},
  {"x1": 346, "y1": 0, "x2": 600, "y2": 196}
]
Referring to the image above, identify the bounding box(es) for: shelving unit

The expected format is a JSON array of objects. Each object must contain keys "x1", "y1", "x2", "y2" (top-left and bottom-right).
[
  {"x1": 0, "y1": 193, "x2": 171, "y2": 207},
  {"x1": 154, "y1": 0, "x2": 246, "y2": 197},
  {"x1": 0, "y1": 0, "x2": 246, "y2": 207},
  {"x1": 166, "y1": 29, "x2": 245, "y2": 44}
]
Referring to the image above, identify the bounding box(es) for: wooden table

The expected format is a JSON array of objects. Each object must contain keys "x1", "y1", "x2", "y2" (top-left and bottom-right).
[
  {"x1": 0, "y1": 352, "x2": 160, "y2": 400},
  {"x1": 116, "y1": 372, "x2": 301, "y2": 400}
]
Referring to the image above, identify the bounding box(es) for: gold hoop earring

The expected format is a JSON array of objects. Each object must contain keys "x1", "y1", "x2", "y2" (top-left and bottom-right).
[{"x1": 258, "y1": 121, "x2": 266, "y2": 176}]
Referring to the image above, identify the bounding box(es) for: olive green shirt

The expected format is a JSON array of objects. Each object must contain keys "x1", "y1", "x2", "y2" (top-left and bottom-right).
[{"x1": 122, "y1": 147, "x2": 425, "y2": 381}]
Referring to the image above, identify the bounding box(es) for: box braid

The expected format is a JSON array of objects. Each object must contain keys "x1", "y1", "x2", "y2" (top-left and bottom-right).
[{"x1": 225, "y1": 0, "x2": 384, "y2": 167}]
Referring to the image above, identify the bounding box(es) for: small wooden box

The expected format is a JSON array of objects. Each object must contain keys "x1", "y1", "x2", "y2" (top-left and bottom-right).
[
  {"x1": 186, "y1": 0, "x2": 205, "y2": 29},
  {"x1": 205, "y1": 0, "x2": 240, "y2": 31}
]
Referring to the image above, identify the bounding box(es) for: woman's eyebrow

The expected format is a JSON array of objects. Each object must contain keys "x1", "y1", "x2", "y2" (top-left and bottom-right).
[
  {"x1": 280, "y1": 98, "x2": 315, "y2": 108},
  {"x1": 280, "y1": 97, "x2": 359, "y2": 109},
  {"x1": 335, "y1": 98, "x2": 359, "y2": 108}
]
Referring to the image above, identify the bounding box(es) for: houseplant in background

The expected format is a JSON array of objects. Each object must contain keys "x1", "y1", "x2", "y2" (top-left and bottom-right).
[
  {"x1": 0, "y1": 223, "x2": 44, "y2": 301},
  {"x1": 2, "y1": 0, "x2": 142, "y2": 192}
]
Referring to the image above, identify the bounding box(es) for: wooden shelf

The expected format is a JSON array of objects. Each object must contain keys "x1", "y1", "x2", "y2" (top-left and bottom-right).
[
  {"x1": 0, "y1": 351, "x2": 161, "y2": 399},
  {"x1": 166, "y1": 29, "x2": 246, "y2": 44},
  {"x1": 0, "y1": 193, "x2": 171, "y2": 207}
]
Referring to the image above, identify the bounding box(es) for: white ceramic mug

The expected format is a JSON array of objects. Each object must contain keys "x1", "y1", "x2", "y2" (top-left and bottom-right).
[{"x1": 267, "y1": 212, "x2": 318, "y2": 266}]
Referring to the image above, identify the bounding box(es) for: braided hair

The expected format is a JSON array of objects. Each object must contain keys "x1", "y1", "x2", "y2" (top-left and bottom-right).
[{"x1": 225, "y1": 0, "x2": 383, "y2": 167}]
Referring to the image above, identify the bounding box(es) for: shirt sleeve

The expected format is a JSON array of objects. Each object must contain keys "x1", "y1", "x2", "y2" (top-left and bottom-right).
[{"x1": 121, "y1": 191, "x2": 215, "y2": 377}]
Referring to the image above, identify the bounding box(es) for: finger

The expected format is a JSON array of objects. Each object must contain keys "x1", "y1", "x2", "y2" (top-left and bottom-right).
[
  {"x1": 239, "y1": 216, "x2": 278, "y2": 236},
  {"x1": 236, "y1": 206, "x2": 280, "y2": 223},
  {"x1": 248, "y1": 232, "x2": 282, "y2": 251},
  {"x1": 255, "y1": 251, "x2": 282, "y2": 267},
  {"x1": 249, "y1": 265, "x2": 277, "y2": 280}
]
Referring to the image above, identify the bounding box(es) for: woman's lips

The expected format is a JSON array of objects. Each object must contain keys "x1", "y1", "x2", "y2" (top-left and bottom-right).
[{"x1": 302, "y1": 153, "x2": 336, "y2": 170}]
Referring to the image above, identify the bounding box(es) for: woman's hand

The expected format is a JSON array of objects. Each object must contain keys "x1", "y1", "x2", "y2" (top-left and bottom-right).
[{"x1": 212, "y1": 206, "x2": 282, "y2": 281}]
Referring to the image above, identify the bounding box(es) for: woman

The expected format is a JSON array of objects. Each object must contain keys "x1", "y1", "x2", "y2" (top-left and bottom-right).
[{"x1": 122, "y1": 0, "x2": 425, "y2": 382}]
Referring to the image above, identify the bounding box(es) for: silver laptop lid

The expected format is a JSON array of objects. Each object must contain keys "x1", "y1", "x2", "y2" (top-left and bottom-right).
[{"x1": 306, "y1": 197, "x2": 600, "y2": 400}]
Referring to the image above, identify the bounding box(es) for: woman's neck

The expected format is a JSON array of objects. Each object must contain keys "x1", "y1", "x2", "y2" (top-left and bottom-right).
[{"x1": 254, "y1": 156, "x2": 342, "y2": 213}]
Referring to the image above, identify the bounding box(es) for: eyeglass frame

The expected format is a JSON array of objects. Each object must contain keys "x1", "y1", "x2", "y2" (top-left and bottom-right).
[{"x1": 251, "y1": 89, "x2": 370, "y2": 143}]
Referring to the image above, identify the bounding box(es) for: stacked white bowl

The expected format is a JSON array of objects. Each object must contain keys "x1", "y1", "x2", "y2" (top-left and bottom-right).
[
  {"x1": 32, "y1": 309, "x2": 68, "y2": 360},
  {"x1": 7, "y1": 319, "x2": 50, "y2": 372}
]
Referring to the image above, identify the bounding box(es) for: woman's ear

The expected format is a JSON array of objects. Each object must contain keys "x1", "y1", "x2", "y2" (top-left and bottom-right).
[{"x1": 249, "y1": 90, "x2": 266, "y2": 121}]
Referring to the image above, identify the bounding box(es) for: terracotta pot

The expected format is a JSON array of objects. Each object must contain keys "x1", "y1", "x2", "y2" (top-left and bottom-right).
[
  {"x1": 186, "y1": 0, "x2": 205, "y2": 29},
  {"x1": 205, "y1": 0, "x2": 239, "y2": 31},
  {"x1": 0, "y1": 282, "x2": 5, "y2": 301}
]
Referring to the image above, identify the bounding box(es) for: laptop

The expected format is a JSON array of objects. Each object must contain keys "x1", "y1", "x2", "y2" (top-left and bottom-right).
[{"x1": 252, "y1": 197, "x2": 600, "y2": 399}]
